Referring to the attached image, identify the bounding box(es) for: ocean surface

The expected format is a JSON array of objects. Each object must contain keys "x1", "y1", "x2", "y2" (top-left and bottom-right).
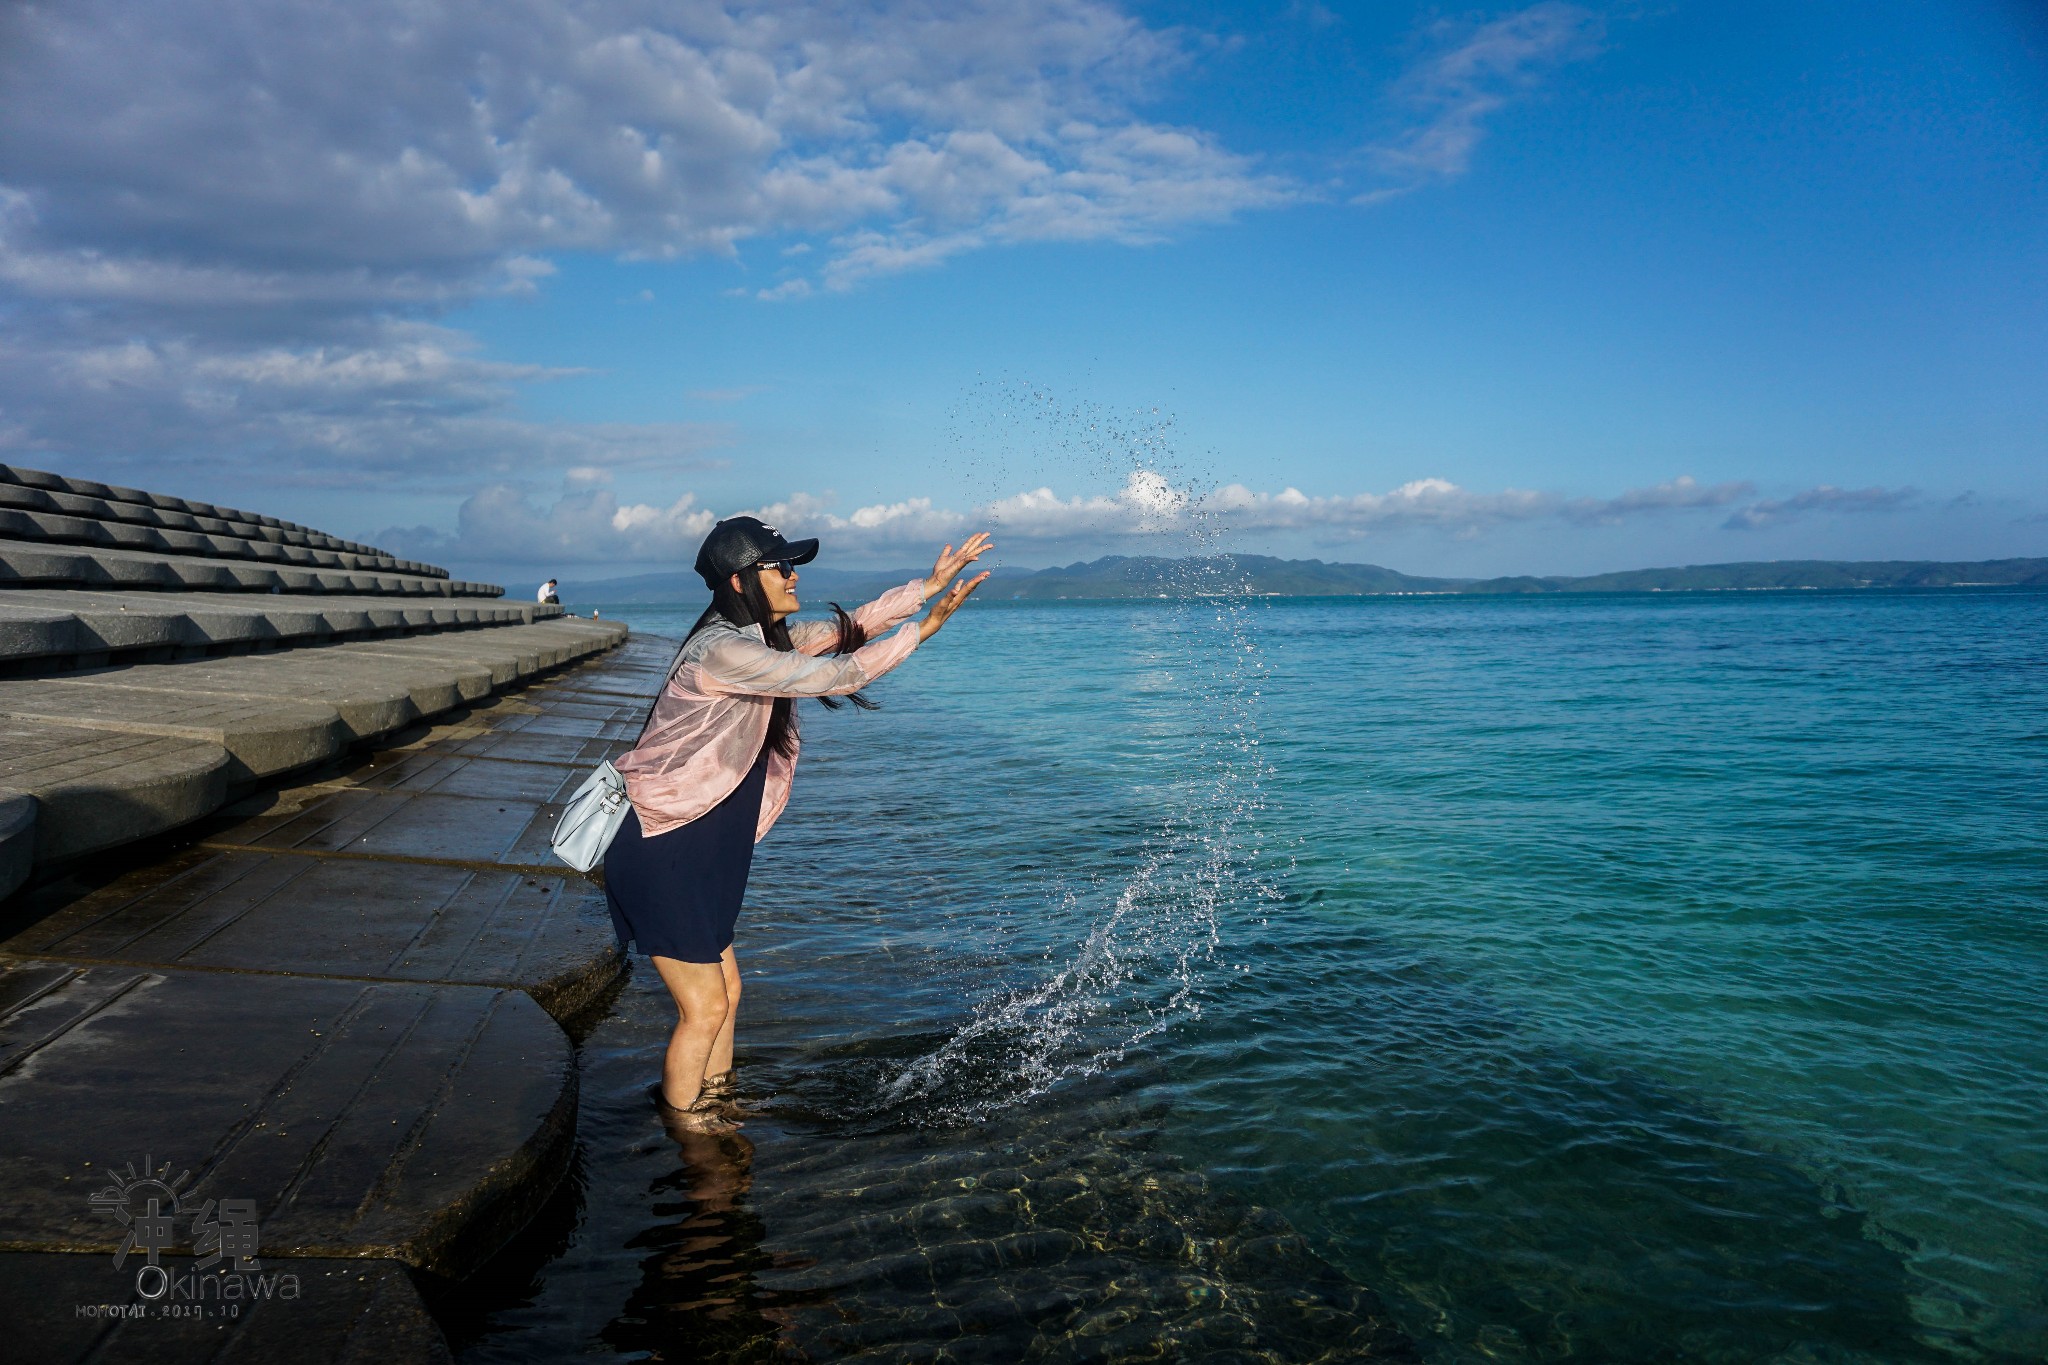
[{"x1": 452, "y1": 586, "x2": 2047, "y2": 1364}]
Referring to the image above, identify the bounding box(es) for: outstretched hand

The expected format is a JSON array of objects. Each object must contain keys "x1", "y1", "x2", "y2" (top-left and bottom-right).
[
  {"x1": 925, "y1": 532, "x2": 993, "y2": 599},
  {"x1": 918, "y1": 570, "x2": 990, "y2": 642}
]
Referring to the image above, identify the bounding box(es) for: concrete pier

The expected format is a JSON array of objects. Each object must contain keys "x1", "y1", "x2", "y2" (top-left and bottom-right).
[{"x1": 0, "y1": 464, "x2": 656, "y2": 1360}]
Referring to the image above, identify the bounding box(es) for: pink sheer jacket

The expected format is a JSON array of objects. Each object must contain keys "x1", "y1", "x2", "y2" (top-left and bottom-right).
[{"x1": 612, "y1": 579, "x2": 927, "y2": 839}]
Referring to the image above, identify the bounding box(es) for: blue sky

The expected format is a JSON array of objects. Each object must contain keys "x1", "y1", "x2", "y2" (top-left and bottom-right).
[{"x1": 2, "y1": 0, "x2": 2042, "y2": 584}]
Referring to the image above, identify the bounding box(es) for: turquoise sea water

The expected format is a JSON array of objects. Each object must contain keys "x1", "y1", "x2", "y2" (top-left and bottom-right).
[{"x1": 464, "y1": 587, "x2": 2047, "y2": 1363}]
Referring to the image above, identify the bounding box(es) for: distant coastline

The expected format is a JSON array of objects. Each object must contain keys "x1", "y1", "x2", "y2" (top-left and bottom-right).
[{"x1": 566, "y1": 554, "x2": 2048, "y2": 605}]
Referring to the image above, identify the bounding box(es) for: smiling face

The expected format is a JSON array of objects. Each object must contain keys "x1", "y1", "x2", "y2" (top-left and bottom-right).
[{"x1": 735, "y1": 562, "x2": 800, "y2": 622}]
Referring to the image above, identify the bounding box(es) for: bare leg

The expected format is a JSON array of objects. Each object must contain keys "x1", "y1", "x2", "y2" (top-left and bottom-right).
[
  {"x1": 652, "y1": 955, "x2": 729, "y2": 1111},
  {"x1": 705, "y1": 945, "x2": 742, "y2": 1082}
]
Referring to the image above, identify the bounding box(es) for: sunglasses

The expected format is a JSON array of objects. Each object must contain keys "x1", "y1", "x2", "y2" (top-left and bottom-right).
[{"x1": 754, "y1": 559, "x2": 797, "y2": 579}]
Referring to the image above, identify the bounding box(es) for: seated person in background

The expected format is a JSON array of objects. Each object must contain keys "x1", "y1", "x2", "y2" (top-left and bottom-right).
[{"x1": 538, "y1": 577, "x2": 560, "y2": 605}]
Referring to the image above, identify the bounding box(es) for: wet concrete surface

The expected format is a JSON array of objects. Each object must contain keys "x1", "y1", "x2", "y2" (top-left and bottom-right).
[
  {"x1": 201, "y1": 787, "x2": 570, "y2": 870},
  {"x1": 2, "y1": 852, "x2": 618, "y2": 1021},
  {"x1": 0, "y1": 634, "x2": 659, "y2": 1359},
  {"x1": 0, "y1": 960, "x2": 574, "y2": 1273}
]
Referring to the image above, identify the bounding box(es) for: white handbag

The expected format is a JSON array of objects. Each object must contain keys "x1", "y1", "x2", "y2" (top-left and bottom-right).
[
  {"x1": 551, "y1": 760, "x2": 630, "y2": 872},
  {"x1": 553, "y1": 634, "x2": 691, "y2": 873}
]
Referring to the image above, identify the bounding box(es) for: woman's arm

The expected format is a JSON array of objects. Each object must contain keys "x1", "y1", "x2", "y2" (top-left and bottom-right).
[
  {"x1": 702, "y1": 549, "x2": 991, "y2": 695},
  {"x1": 698, "y1": 625, "x2": 920, "y2": 698},
  {"x1": 789, "y1": 532, "x2": 995, "y2": 655},
  {"x1": 790, "y1": 580, "x2": 924, "y2": 655},
  {"x1": 847, "y1": 579, "x2": 927, "y2": 634}
]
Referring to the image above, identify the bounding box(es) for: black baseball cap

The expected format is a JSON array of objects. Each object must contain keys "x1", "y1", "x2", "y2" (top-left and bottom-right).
[{"x1": 694, "y1": 516, "x2": 819, "y2": 587}]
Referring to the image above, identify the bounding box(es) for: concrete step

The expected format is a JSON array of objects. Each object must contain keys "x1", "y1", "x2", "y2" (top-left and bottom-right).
[
  {"x1": 0, "y1": 718, "x2": 228, "y2": 864},
  {"x1": 0, "y1": 589, "x2": 584, "y2": 669},
  {"x1": 0, "y1": 960, "x2": 575, "y2": 1278},
  {"x1": 203, "y1": 785, "x2": 573, "y2": 872},
  {"x1": 65, "y1": 653, "x2": 471, "y2": 744},
  {"x1": 0, "y1": 682, "x2": 347, "y2": 783},
  {"x1": 0, "y1": 502, "x2": 444, "y2": 580},
  {"x1": 0, "y1": 537, "x2": 502, "y2": 598},
  {"x1": 344, "y1": 633, "x2": 591, "y2": 688},
  {"x1": 1, "y1": 1254, "x2": 451, "y2": 1364},
  {"x1": 4, "y1": 462, "x2": 332, "y2": 536},
  {"x1": 0, "y1": 619, "x2": 628, "y2": 880},
  {"x1": 0, "y1": 464, "x2": 432, "y2": 573}
]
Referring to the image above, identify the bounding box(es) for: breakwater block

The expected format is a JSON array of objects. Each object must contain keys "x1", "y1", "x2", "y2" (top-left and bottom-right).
[
  {"x1": 0, "y1": 1253, "x2": 450, "y2": 1363},
  {"x1": 0, "y1": 959, "x2": 575, "y2": 1278}
]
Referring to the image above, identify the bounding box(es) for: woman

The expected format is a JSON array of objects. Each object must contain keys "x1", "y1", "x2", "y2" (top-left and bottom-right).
[{"x1": 607, "y1": 515, "x2": 991, "y2": 1129}]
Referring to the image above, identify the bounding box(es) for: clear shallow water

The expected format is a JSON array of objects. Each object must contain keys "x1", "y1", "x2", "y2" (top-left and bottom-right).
[{"x1": 461, "y1": 589, "x2": 2047, "y2": 1363}]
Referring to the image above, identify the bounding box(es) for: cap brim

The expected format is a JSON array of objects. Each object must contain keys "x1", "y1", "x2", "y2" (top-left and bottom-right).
[{"x1": 785, "y1": 538, "x2": 819, "y2": 566}]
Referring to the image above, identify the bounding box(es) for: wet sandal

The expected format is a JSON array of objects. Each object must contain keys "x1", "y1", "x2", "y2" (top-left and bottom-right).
[{"x1": 649, "y1": 1082, "x2": 737, "y2": 1132}]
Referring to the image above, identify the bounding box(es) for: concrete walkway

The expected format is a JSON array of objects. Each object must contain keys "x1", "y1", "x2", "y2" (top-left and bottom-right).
[
  {"x1": 0, "y1": 635, "x2": 673, "y2": 1361},
  {"x1": 0, "y1": 619, "x2": 625, "y2": 883}
]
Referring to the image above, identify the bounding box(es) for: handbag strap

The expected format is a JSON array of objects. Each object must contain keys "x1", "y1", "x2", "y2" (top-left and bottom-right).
[{"x1": 631, "y1": 634, "x2": 697, "y2": 746}]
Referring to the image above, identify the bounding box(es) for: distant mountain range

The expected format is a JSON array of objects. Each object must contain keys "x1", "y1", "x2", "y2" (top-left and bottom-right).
[{"x1": 565, "y1": 555, "x2": 2048, "y2": 605}]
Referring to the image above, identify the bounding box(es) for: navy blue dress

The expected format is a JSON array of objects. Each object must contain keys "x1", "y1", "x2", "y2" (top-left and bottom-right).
[{"x1": 603, "y1": 746, "x2": 770, "y2": 964}]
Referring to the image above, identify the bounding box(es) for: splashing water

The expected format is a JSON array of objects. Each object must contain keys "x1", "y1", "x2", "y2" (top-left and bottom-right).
[{"x1": 880, "y1": 389, "x2": 1273, "y2": 1123}]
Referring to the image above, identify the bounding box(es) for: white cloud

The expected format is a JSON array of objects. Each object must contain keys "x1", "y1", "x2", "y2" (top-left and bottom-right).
[
  {"x1": 0, "y1": 319, "x2": 729, "y2": 490},
  {"x1": 0, "y1": 0, "x2": 1304, "y2": 485},
  {"x1": 1208, "y1": 476, "x2": 1552, "y2": 535},
  {"x1": 386, "y1": 484, "x2": 721, "y2": 564},
  {"x1": 1562, "y1": 475, "x2": 1756, "y2": 525},
  {"x1": 1207, "y1": 474, "x2": 1766, "y2": 539},
  {"x1": 1360, "y1": 2, "x2": 1603, "y2": 199},
  {"x1": 0, "y1": 0, "x2": 1286, "y2": 308},
  {"x1": 387, "y1": 470, "x2": 1858, "y2": 569},
  {"x1": 1723, "y1": 485, "x2": 1917, "y2": 530},
  {"x1": 0, "y1": 1, "x2": 1610, "y2": 496}
]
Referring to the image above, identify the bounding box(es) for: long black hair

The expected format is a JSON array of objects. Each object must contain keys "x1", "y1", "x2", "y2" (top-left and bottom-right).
[{"x1": 681, "y1": 566, "x2": 877, "y2": 759}]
